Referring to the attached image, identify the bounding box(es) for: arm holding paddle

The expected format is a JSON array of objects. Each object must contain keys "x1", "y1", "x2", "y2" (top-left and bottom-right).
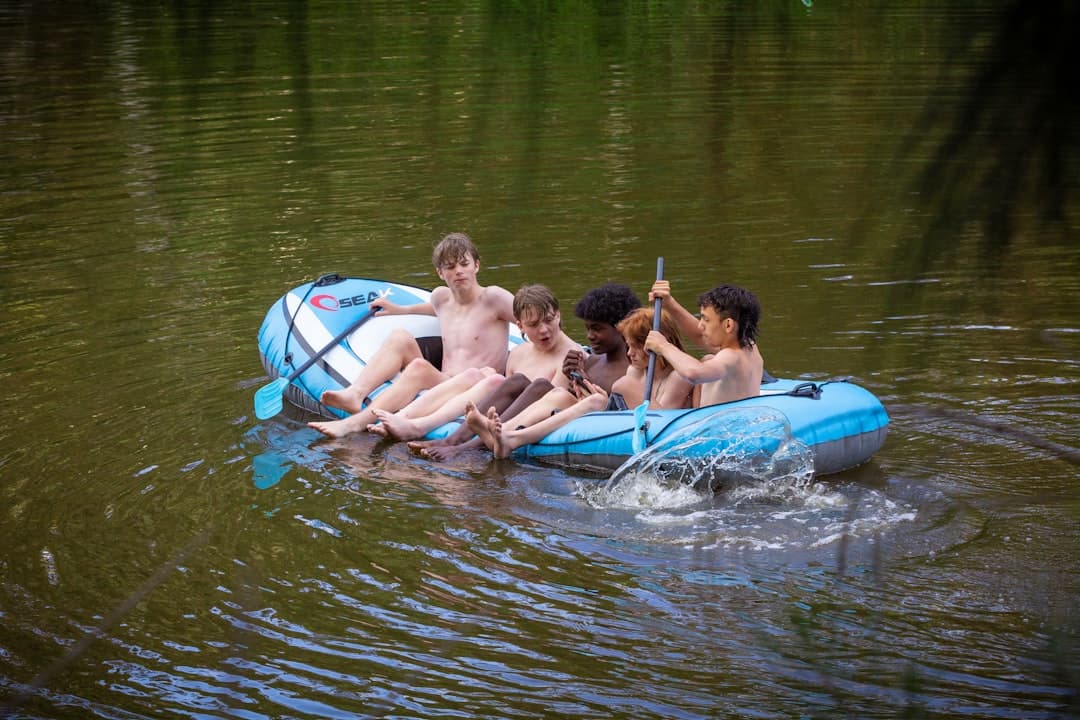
[
  {"x1": 645, "y1": 282, "x2": 766, "y2": 407},
  {"x1": 649, "y1": 280, "x2": 706, "y2": 348},
  {"x1": 644, "y1": 330, "x2": 725, "y2": 384}
]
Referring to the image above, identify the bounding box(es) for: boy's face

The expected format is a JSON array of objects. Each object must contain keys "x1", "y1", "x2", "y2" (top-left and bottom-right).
[
  {"x1": 436, "y1": 254, "x2": 479, "y2": 289},
  {"x1": 517, "y1": 308, "x2": 561, "y2": 349},
  {"x1": 699, "y1": 305, "x2": 735, "y2": 347},
  {"x1": 581, "y1": 320, "x2": 623, "y2": 355}
]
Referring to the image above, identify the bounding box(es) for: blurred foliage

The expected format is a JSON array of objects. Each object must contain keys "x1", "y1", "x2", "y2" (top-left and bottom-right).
[{"x1": 906, "y1": 0, "x2": 1077, "y2": 265}]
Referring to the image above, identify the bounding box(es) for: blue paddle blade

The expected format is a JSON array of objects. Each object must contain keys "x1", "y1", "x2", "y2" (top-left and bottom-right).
[
  {"x1": 632, "y1": 400, "x2": 648, "y2": 454},
  {"x1": 254, "y1": 377, "x2": 291, "y2": 420}
]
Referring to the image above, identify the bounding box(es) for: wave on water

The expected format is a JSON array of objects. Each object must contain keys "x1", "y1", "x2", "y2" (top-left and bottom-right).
[
  {"x1": 572, "y1": 409, "x2": 914, "y2": 553},
  {"x1": 584, "y1": 408, "x2": 815, "y2": 507}
]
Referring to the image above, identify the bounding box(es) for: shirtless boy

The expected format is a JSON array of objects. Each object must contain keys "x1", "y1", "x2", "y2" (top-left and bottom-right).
[
  {"x1": 366, "y1": 284, "x2": 581, "y2": 442},
  {"x1": 409, "y1": 282, "x2": 640, "y2": 460},
  {"x1": 462, "y1": 305, "x2": 693, "y2": 459},
  {"x1": 560, "y1": 283, "x2": 640, "y2": 393},
  {"x1": 308, "y1": 232, "x2": 515, "y2": 438},
  {"x1": 644, "y1": 281, "x2": 764, "y2": 406}
]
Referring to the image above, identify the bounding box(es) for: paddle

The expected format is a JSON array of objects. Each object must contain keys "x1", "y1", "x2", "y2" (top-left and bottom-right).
[
  {"x1": 633, "y1": 257, "x2": 664, "y2": 454},
  {"x1": 254, "y1": 306, "x2": 380, "y2": 420}
]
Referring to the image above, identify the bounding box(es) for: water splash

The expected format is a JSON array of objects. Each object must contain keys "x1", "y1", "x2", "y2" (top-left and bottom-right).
[
  {"x1": 557, "y1": 403, "x2": 926, "y2": 552},
  {"x1": 586, "y1": 407, "x2": 815, "y2": 510}
]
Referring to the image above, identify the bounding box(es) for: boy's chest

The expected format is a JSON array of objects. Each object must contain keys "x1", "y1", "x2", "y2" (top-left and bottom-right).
[{"x1": 510, "y1": 345, "x2": 561, "y2": 376}]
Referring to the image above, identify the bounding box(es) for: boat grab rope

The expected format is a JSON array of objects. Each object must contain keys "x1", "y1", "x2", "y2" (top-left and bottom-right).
[
  {"x1": 280, "y1": 273, "x2": 345, "y2": 373},
  {"x1": 541, "y1": 378, "x2": 853, "y2": 449},
  {"x1": 778, "y1": 377, "x2": 856, "y2": 400}
]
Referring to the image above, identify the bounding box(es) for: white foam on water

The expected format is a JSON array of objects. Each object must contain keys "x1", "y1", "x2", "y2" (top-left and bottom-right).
[{"x1": 570, "y1": 407, "x2": 917, "y2": 552}]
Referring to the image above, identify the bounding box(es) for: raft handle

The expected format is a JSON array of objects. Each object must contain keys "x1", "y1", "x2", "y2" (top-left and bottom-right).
[
  {"x1": 313, "y1": 273, "x2": 345, "y2": 287},
  {"x1": 789, "y1": 382, "x2": 822, "y2": 400}
]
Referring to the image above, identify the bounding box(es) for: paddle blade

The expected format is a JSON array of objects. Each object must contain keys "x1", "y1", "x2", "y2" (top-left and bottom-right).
[
  {"x1": 254, "y1": 377, "x2": 290, "y2": 420},
  {"x1": 632, "y1": 400, "x2": 648, "y2": 454}
]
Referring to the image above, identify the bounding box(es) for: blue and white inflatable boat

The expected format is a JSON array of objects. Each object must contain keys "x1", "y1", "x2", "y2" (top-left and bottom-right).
[{"x1": 258, "y1": 275, "x2": 889, "y2": 476}]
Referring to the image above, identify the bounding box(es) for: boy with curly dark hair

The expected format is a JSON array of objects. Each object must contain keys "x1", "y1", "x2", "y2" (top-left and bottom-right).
[
  {"x1": 645, "y1": 280, "x2": 764, "y2": 406},
  {"x1": 561, "y1": 283, "x2": 642, "y2": 394}
]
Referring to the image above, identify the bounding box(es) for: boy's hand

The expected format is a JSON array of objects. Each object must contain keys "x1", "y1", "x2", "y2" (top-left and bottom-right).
[
  {"x1": 370, "y1": 297, "x2": 400, "y2": 315},
  {"x1": 649, "y1": 280, "x2": 671, "y2": 303},
  {"x1": 571, "y1": 374, "x2": 607, "y2": 401},
  {"x1": 644, "y1": 330, "x2": 667, "y2": 354},
  {"x1": 561, "y1": 348, "x2": 586, "y2": 379}
]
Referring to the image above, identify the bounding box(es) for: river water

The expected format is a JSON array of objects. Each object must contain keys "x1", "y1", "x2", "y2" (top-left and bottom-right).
[{"x1": 2, "y1": 1, "x2": 1077, "y2": 718}]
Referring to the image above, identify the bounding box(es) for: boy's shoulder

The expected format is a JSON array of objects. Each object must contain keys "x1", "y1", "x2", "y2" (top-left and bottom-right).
[
  {"x1": 583, "y1": 350, "x2": 608, "y2": 368},
  {"x1": 479, "y1": 284, "x2": 516, "y2": 318},
  {"x1": 555, "y1": 332, "x2": 581, "y2": 353},
  {"x1": 479, "y1": 283, "x2": 513, "y2": 298}
]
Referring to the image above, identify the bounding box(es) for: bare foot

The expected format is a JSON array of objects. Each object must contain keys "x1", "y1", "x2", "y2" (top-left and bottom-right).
[
  {"x1": 320, "y1": 388, "x2": 368, "y2": 414},
  {"x1": 463, "y1": 402, "x2": 497, "y2": 450},
  {"x1": 368, "y1": 409, "x2": 425, "y2": 441},
  {"x1": 422, "y1": 443, "x2": 472, "y2": 462},
  {"x1": 487, "y1": 408, "x2": 513, "y2": 459},
  {"x1": 308, "y1": 413, "x2": 370, "y2": 439},
  {"x1": 464, "y1": 404, "x2": 515, "y2": 459},
  {"x1": 407, "y1": 437, "x2": 447, "y2": 452}
]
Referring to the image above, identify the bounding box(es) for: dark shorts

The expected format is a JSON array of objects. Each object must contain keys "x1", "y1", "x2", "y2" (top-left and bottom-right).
[{"x1": 417, "y1": 336, "x2": 443, "y2": 371}]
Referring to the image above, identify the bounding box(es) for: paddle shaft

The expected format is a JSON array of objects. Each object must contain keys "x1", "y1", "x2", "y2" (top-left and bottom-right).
[
  {"x1": 642, "y1": 256, "x2": 664, "y2": 403},
  {"x1": 283, "y1": 305, "x2": 379, "y2": 382}
]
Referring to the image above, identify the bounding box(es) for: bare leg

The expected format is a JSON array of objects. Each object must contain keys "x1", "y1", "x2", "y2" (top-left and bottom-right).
[
  {"x1": 320, "y1": 329, "x2": 422, "y2": 413},
  {"x1": 408, "y1": 373, "x2": 535, "y2": 452},
  {"x1": 368, "y1": 373, "x2": 506, "y2": 441},
  {"x1": 414, "y1": 377, "x2": 563, "y2": 461},
  {"x1": 502, "y1": 387, "x2": 578, "y2": 429},
  {"x1": 489, "y1": 392, "x2": 608, "y2": 458},
  {"x1": 308, "y1": 358, "x2": 445, "y2": 438},
  {"x1": 497, "y1": 377, "x2": 555, "y2": 420},
  {"x1": 389, "y1": 367, "x2": 491, "y2": 421}
]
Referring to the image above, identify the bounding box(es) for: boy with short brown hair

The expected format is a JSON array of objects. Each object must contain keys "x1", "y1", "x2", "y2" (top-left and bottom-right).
[{"x1": 309, "y1": 232, "x2": 515, "y2": 438}]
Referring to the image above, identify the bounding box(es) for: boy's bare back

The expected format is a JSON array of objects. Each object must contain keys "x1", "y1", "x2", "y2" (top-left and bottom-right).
[{"x1": 696, "y1": 344, "x2": 764, "y2": 406}]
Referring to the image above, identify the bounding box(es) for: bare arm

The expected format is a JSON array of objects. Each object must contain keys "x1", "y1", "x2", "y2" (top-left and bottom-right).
[
  {"x1": 484, "y1": 284, "x2": 517, "y2": 324},
  {"x1": 650, "y1": 280, "x2": 706, "y2": 347},
  {"x1": 644, "y1": 330, "x2": 730, "y2": 384},
  {"x1": 371, "y1": 293, "x2": 436, "y2": 316}
]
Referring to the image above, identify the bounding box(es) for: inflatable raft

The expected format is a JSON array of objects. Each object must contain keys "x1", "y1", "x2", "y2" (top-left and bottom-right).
[{"x1": 258, "y1": 275, "x2": 889, "y2": 476}]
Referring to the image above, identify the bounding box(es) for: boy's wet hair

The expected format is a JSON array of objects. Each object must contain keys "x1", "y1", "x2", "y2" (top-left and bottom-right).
[
  {"x1": 432, "y1": 232, "x2": 480, "y2": 269},
  {"x1": 513, "y1": 284, "x2": 559, "y2": 323},
  {"x1": 697, "y1": 285, "x2": 761, "y2": 348},
  {"x1": 616, "y1": 307, "x2": 685, "y2": 372},
  {"x1": 574, "y1": 283, "x2": 642, "y2": 328}
]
